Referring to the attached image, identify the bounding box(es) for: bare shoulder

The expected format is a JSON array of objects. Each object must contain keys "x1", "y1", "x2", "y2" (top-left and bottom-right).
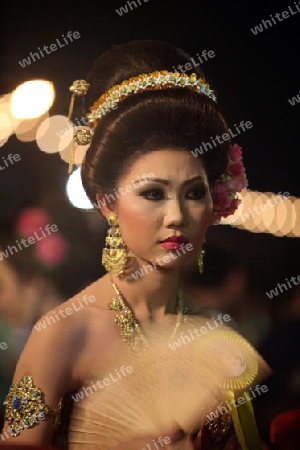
[
  {"x1": 0, "y1": 276, "x2": 113, "y2": 445},
  {"x1": 13, "y1": 276, "x2": 111, "y2": 391}
]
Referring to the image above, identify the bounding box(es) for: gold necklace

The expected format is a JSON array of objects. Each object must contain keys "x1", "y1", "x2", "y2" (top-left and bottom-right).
[{"x1": 108, "y1": 280, "x2": 188, "y2": 352}]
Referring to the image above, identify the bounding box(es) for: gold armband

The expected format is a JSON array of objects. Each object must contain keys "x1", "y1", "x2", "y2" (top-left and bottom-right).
[{"x1": 3, "y1": 375, "x2": 63, "y2": 437}]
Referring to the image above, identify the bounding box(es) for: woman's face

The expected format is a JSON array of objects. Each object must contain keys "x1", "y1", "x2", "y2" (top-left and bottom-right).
[{"x1": 100, "y1": 149, "x2": 213, "y2": 270}]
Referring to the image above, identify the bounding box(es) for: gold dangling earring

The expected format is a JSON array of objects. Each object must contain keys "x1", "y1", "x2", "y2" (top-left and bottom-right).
[
  {"x1": 197, "y1": 240, "x2": 206, "y2": 274},
  {"x1": 102, "y1": 215, "x2": 127, "y2": 275}
]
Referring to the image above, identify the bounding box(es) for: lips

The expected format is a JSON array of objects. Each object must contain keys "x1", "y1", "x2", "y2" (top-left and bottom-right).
[
  {"x1": 160, "y1": 235, "x2": 189, "y2": 244},
  {"x1": 159, "y1": 235, "x2": 189, "y2": 251}
]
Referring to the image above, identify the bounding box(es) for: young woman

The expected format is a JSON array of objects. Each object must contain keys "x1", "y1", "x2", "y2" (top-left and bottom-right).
[{"x1": 1, "y1": 40, "x2": 266, "y2": 449}]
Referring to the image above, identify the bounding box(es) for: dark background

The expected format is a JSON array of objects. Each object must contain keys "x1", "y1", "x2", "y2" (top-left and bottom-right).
[
  {"x1": 0, "y1": 0, "x2": 300, "y2": 442},
  {"x1": 1, "y1": 0, "x2": 299, "y2": 288}
]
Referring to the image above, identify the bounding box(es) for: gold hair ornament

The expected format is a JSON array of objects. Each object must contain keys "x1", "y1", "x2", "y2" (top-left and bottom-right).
[
  {"x1": 67, "y1": 71, "x2": 216, "y2": 172},
  {"x1": 68, "y1": 79, "x2": 92, "y2": 174},
  {"x1": 86, "y1": 70, "x2": 216, "y2": 128}
]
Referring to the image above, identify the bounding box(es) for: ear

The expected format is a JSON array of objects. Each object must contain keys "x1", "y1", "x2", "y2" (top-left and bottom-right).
[{"x1": 95, "y1": 193, "x2": 117, "y2": 220}]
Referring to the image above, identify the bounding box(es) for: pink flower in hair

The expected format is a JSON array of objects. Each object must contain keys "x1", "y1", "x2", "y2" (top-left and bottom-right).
[
  {"x1": 211, "y1": 184, "x2": 232, "y2": 211},
  {"x1": 16, "y1": 208, "x2": 50, "y2": 238},
  {"x1": 226, "y1": 197, "x2": 242, "y2": 216},
  {"x1": 229, "y1": 143, "x2": 243, "y2": 160},
  {"x1": 35, "y1": 233, "x2": 68, "y2": 267},
  {"x1": 227, "y1": 160, "x2": 244, "y2": 178},
  {"x1": 227, "y1": 177, "x2": 246, "y2": 193},
  {"x1": 212, "y1": 144, "x2": 248, "y2": 224}
]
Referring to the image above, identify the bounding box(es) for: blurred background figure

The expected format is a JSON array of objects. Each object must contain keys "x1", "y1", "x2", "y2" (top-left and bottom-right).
[
  {"x1": 0, "y1": 192, "x2": 105, "y2": 419},
  {"x1": 180, "y1": 243, "x2": 273, "y2": 346},
  {"x1": 253, "y1": 283, "x2": 300, "y2": 446}
]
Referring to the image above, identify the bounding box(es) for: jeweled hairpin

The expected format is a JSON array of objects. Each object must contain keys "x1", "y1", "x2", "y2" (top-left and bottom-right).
[{"x1": 67, "y1": 79, "x2": 92, "y2": 174}]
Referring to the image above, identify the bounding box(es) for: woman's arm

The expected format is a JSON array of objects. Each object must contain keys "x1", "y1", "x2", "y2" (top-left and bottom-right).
[{"x1": 0, "y1": 312, "x2": 81, "y2": 446}]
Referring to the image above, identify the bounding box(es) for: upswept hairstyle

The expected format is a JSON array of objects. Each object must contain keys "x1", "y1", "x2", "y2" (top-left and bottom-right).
[{"x1": 81, "y1": 40, "x2": 230, "y2": 209}]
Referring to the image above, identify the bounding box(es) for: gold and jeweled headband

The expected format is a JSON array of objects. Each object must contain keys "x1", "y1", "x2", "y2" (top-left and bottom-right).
[{"x1": 67, "y1": 71, "x2": 217, "y2": 173}]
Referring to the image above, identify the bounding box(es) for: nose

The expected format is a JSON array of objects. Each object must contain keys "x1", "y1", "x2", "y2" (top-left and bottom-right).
[{"x1": 164, "y1": 198, "x2": 187, "y2": 228}]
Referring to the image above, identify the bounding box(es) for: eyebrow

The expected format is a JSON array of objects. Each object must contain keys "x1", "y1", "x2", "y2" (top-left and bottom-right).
[{"x1": 132, "y1": 176, "x2": 206, "y2": 186}]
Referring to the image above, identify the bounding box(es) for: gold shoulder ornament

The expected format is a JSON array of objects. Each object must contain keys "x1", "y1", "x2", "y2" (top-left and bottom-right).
[{"x1": 3, "y1": 375, "x2": 63, "y2": 437}]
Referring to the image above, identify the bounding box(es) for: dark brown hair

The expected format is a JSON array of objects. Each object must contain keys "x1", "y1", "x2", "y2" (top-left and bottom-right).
[{"x1": 81, "y1": 40, "x2": 230, "y2": 209}]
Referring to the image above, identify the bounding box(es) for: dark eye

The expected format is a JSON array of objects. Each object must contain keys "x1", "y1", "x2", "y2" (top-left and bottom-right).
[
  {"x1": 186, "y1": 187, "x2": 206, "y2": 200},
  {"x1": 140, "y1": 188, "x2": 164, "y2": 201}
]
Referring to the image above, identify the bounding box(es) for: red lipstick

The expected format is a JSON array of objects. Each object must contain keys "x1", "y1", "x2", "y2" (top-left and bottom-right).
[{"x1": 159, "y1": 235, "x2": 189, "y2": 250}]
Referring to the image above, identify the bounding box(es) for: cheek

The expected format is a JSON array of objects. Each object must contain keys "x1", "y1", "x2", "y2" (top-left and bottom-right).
[
  {"x1": 192, "y1": 199, "x2": 213, "y2": 225},
  {"x1": 117, "y1": 199, "x2": 159, "y2": 241}
]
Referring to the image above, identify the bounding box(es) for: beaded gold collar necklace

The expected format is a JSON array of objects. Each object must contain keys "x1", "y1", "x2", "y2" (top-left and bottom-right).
[{"x1": 108, "y1": 279, "x2": 188, "y2": 352}]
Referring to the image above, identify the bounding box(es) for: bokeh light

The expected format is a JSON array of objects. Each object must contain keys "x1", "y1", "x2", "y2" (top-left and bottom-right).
[
  {"x1": 66, "y1": 167, "x2": 93, "y2": 210},
  {"x1": 15, "y1": 112, "x2": 49, "y2": 142},
  {"x1": 10, "y1": 80, "x2": 55, "y2": 119},
  {"x1": 36, "y1": 115, "x2": 72, "y2": 153}
]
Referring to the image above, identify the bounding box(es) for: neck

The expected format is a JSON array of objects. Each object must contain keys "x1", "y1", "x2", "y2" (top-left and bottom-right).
[{"x1": 109, "y1": 265, "x2": 181, "y2": 324}]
